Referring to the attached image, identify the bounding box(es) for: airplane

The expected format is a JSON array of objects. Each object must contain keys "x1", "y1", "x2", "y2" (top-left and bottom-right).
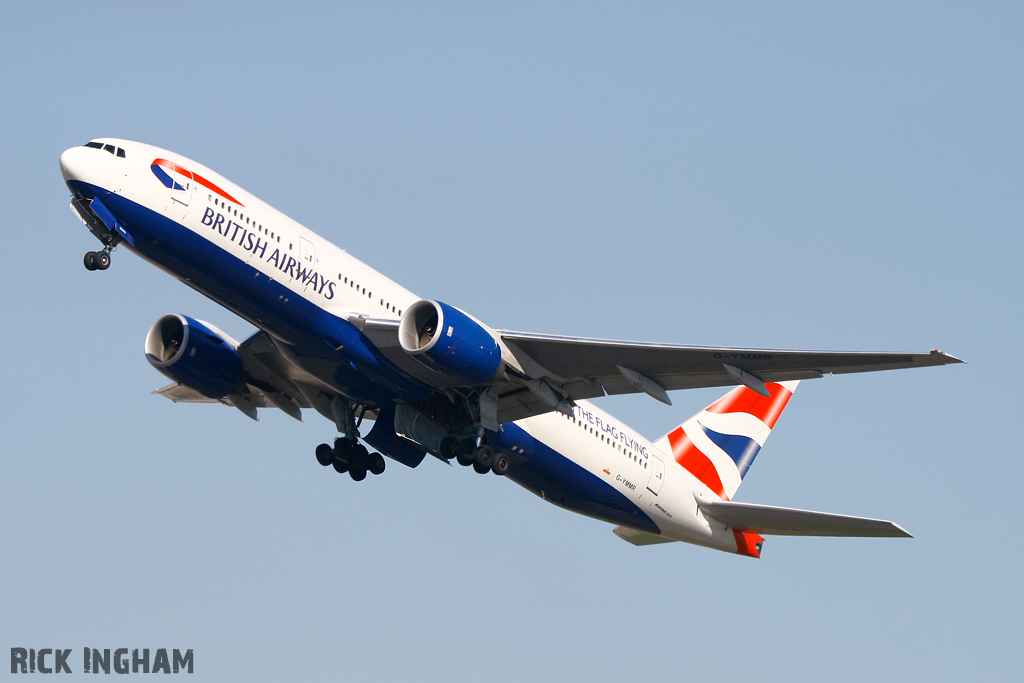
[{"x1": 59, "y1": 138, "x2": 962, "y2": 557}]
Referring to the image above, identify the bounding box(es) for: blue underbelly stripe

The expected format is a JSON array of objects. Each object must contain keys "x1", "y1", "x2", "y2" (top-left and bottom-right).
[{"x1": 495, "y1": 423, "x2": 660, "y2": 534}]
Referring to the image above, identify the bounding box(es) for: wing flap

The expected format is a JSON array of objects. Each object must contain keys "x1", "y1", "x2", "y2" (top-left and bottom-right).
[{"x1": 695, "y1": 497, "x2": 912, "y2": 537}]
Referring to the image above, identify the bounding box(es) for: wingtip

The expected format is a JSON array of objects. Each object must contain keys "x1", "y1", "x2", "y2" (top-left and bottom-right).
[
  {"x1": 891, "y1": 522, "x2": 913, "y2": 538},
  {"x1": 930, "y1": 350, "x2": 966, "y2": 365}
]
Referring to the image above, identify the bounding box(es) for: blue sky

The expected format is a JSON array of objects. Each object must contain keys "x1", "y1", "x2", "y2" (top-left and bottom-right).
[{"x1": 1, "y1": 2, "x2": 1020, "y2": 681}]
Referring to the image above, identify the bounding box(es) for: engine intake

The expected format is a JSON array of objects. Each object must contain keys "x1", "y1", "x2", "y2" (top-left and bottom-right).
[
  {"x1": 398, "y1": 300, "x2": 502, "y2": 385},
  {"x1": 144, "y1": 314, "x2": 244, "y2": 398}
]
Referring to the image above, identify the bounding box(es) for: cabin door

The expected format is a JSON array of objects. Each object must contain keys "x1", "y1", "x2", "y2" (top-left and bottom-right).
[{"x1": 647, "y1": 455, "x2": 665, "y2": 495}]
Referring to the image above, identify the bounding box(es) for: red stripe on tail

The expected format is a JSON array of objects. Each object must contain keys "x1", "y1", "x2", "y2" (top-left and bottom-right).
[
  {"x1": 666, "y1": 427, "x2": 728, "y2": 500},
  {"x1": 706, "y1": 382, "x2": 794, "y2": 429}
]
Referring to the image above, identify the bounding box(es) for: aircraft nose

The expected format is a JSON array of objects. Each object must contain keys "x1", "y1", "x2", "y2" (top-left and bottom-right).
[{"x1": 59, "y1": 146, "x2": 88, "y2": 183}]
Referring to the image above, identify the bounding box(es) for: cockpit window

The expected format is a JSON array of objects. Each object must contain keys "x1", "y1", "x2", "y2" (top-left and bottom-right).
[{"x1": 83, "y1": 141, "x2": 126, "y2": 158}]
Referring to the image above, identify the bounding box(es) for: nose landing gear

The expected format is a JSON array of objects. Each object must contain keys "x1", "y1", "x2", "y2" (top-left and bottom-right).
[{"x1": 83, "y1": 250, "x2": 111, "y2": 271}]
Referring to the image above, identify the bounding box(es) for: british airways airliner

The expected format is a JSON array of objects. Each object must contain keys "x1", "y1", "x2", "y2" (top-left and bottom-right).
[{"x1": 60, "y1": 139, "x2": 961, "y2": 557}]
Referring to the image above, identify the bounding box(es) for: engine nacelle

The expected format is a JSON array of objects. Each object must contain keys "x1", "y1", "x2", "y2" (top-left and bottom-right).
[
  {"x1": 398, "y1": 300, "x2": 502, "y2": 385},
  {"x1": 144, "y1": 314, "x2": 244, "y2": 399}
]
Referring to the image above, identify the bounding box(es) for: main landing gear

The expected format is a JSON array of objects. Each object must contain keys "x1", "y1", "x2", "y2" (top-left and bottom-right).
[
  {"x1": 315, "y1": 438, "x2": 386, "y2": 481},
  {"x1": 315, "y1": 398, "x2": 385, "y2": 482},
  {"x1": 83, "y1": 249, "x2": 111, "y2": 271},
  {"x1": 439, "y1": 435, "x2": 512, "y2": 476}
]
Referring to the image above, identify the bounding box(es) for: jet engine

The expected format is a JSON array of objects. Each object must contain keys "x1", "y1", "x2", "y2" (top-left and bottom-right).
[
  {"x1": 398, "y1": 300, "x2": 502, "y2": 385},
  {"x1": 144, "y1": 314, "x2": 244, "y2": 398}
]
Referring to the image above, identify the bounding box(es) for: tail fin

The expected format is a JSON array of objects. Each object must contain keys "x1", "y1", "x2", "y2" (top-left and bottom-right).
[{"x1": 652, "y1": 380, "x2": 799, "y2": 500}]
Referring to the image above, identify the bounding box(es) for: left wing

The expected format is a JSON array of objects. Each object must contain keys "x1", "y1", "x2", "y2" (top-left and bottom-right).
[
  {"x1": 153, "y1": 330, "x2": 314, "y2": 422},
  {"x1": 153, "y1": 382, "x2": 306, "y2": 421}
]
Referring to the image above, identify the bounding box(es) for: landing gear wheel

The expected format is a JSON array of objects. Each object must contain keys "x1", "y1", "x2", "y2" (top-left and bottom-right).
[
  {"x1": 351, "y1": 444, "x2": 369, "y2": 470},
  {"x1": 472, "y1": 460, "x2": 490, "y2": 474},
  {"x1": 456, "y1": 437, "x2": 477, "y2": 466},
  {"x1": 315, "y1": 443, "x2": 333, "y2": 466},
  {"x1": 491, "y1": 452, "x2": 511, "y2": 476},
  {"x1": 439, "y1": 436, "x2": 459, "y2": 460},
  {"x1": 83, "y1": 252, "x2": 97, "y2": 271},
  {"x1": 334, "y1": 438, "x2": 352, "y2": 457},
  {"x1": 368, "y1": 452, "x2": 386, "y2": 475},
  {"x1": 474, "y1": 445, "x2": 495, "y2": 470},
  {"x1": 347, "y1": 444, "x2": 369, "y2": 481},
  {"x1": 332, "y1": 439, "x2": 352, "y2": 474},
  {"x1": 94, "y1": 251, "x2": 111, "y2": 270}
]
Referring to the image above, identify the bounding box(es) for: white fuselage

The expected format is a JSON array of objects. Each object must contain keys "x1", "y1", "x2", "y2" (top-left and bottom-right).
[{"x1": 60, "y1": 138, "x2": 749, "y2": 554}]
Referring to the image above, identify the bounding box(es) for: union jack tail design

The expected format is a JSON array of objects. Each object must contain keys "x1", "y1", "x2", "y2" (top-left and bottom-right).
[{"x1": 652, "y1": 380, "x2": 799, "y2": 501}]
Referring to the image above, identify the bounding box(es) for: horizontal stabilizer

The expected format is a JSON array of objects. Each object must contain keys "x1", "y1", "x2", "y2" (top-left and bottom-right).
[
  {"x1": 695, "y1": 497, "x2": 912, "y2": 537},
  {"x1": 613, "y1": 526, "x2": 677, "y2": 546}
]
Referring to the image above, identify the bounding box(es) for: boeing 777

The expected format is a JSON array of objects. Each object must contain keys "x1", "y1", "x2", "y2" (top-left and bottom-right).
[{"x1": 59, "y1": 139, "x2": 961, "y2": 556}]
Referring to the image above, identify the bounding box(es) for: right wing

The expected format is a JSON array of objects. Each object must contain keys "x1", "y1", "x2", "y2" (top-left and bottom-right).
[
  {"x1": 494, "y1": 332, "x2": 961, "y2": 424},
  {"x1": 499, "y1": 330, "x2": 961, "y2": 397},
  {"x1": 352, "y1": 313, "x2": 963, "y2": 426}
]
